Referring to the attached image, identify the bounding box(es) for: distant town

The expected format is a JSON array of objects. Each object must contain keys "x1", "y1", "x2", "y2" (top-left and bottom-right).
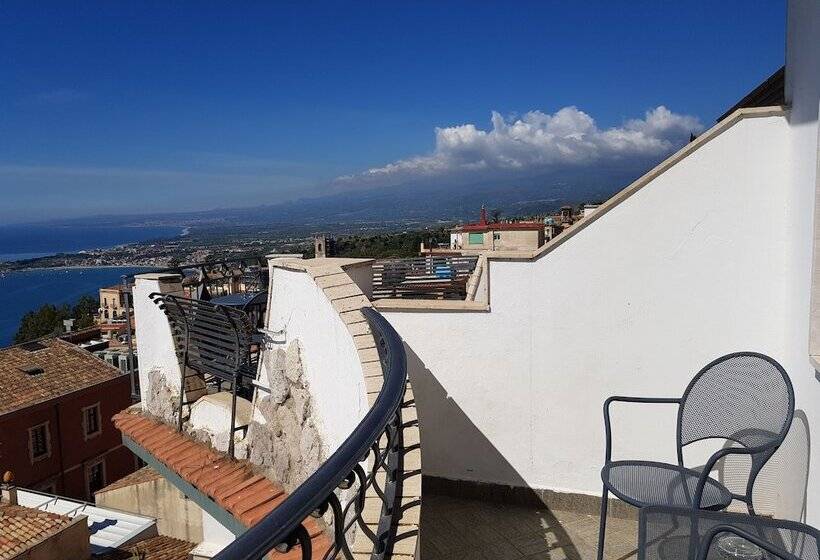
[{"x1": 0, "y1": 202, "x2": 601, "y2": 273}]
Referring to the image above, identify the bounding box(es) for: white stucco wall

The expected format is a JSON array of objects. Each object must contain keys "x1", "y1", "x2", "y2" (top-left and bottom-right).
[
  {"x1": 385, "y1": 106, "x2": 820, "y2": 521},
  {"x1": 133, "y1": 273, "x2": 186, "y2": 396},
  {"x1": 783, "y1": 0, "x2": 820, "y2": 523},
  {"x1": 263, "y1": 266, "x2": 369, "y2": 452}
]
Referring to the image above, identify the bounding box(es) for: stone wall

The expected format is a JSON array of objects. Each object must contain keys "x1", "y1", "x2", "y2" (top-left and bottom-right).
[
  {"x1": 246, "y1": 339, "x2": 324, "y2": 492},
  {"x1": 143, "y1": 368, "x2": 179, "y2": 425}
]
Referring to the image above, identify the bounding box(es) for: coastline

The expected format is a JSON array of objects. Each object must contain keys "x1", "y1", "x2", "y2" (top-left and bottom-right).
[
  {"x1": 1, "y1": 264, "x2": 156, "y2": 273},
  {"x1": 0, "y1": 224, "x2": 186, "y2": 273}
]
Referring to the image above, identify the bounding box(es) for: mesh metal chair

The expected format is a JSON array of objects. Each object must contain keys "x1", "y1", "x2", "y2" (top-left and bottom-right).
[
  {"x1": 598, "y1": 352, "x2": 795, "y2": 560},
  {"x1": 639, "y1": 505, "x2": 819, "y2": 560}
]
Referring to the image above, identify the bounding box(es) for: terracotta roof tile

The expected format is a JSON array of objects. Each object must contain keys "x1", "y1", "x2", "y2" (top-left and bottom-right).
[
  {"x1": 96, "y1": 466, "x2": 162, "y2": 495},
  {"x1": 0, "y1": 503, "x2": 75, "y2": 560},
  {"x1": 113, "y1": 411, "x2": 333, "y2": 557},
  {"x1": 0, "y1": 338, "x2": 125, "y2": 416},
  {"x1": 96, "y1": 534, "x2": 197, "y2": 560}
]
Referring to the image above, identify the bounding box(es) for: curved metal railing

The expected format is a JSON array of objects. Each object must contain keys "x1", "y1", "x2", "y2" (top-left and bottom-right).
[{"x1": 213, "y1": 306, "x2": 408, "y2": 560}]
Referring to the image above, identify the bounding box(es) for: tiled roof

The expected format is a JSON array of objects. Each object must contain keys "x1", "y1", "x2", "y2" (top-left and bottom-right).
[
  {"x1": 0, "y1": 338, "x2": 125, "y2": 416},
  {"x1": 95, "y1": 466, "x2": 162, "y2": 495},
  {"x1": 0, "y1": 503, "x2": 74, "y2": 559},
  {"x1": 95, "y1": 535, "x2": 196, "y2": 560},
  {"x1": 113, "y1": 411, "x2": 332, "y2": 558}
]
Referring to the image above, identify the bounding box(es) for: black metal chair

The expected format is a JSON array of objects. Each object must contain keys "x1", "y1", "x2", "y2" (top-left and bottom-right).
[
  {"x1": 599, "y1": 352, "x2": 795, "y2": 560},
  {"x1": 639, "y1": 505, "x2": 820, "y2": 560},
  {"x1": 150, "y1": 293, "x2": 259, "y2": 458}
]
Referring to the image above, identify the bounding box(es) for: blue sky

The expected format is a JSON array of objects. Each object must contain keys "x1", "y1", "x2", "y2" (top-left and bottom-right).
[{"x1": 0, "y1": 2, "x2": 786, "y2": 223}]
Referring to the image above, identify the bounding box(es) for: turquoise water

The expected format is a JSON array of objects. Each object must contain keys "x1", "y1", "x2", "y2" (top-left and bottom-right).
[{"x1": 0, "y1": 267, "x2": 149, "y2": 346}]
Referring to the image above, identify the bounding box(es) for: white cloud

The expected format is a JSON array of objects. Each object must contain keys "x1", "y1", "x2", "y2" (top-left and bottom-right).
[{"x1": 336, "y1": 106, "x2": 702, "y2": 187}]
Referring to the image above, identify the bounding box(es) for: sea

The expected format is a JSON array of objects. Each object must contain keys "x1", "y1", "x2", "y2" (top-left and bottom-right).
[{"x1": 0, "y1": 224, "x2": 182, "y2": 346}]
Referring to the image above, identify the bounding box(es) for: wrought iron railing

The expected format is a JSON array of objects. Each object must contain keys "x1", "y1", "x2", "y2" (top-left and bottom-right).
[
  {"x1": 372, "y1": 255, "x2": 478, "y2": 300},
  {"x1": 212, "y1": 306, "x2": 409, "y2": 560},
  {"x1": 149, "y1": 293, "x2": 258, "y2": 459}
]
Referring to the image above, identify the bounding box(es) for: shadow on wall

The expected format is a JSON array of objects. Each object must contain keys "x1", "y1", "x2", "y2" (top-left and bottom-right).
[
  {"x1": 405, "y1": 345, "x2": 609, "y2": 560},
  {"x1": 769, "y1": 409, "x2": 811, "y2": 522},
  {"x1": 713, "y1": 409, "x2": 811, "y2": 522},
  {"x1": 406, "y1": 342, "x2": 814, "y2": 559}
]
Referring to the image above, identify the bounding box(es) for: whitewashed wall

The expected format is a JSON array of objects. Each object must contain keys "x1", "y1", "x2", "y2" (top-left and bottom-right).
[
  {"x1": 385, "y1": 50, "x2": 820, "y2": 525},
  {"x1": 264, "y1": 265, "x2": 369, "y2": 452},
  {"x1": 133, "y1": 273, "x2": 185, "y2": 396}
]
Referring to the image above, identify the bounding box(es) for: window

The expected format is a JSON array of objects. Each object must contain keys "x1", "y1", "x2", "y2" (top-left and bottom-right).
[
  {"x1": 85, "y1": 458, "x2": 106, "y2": 498},
  {"x1": 468, "y1": 232, "x2": 484, "y2": 245},
  {"x1": 493, "y1": 233, "x2": 501, "y2": 240},
  {"x1": 83, "y1": 403, "x2": 102, "y2": 439},
  {"x1": 29, "y1": 422, "x2": 51, "y2": 462}
]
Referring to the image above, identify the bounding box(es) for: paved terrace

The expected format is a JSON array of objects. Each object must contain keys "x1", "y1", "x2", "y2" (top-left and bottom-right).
[{"x1": 422, "y1": 493, "x2": 637, "y2": 560}]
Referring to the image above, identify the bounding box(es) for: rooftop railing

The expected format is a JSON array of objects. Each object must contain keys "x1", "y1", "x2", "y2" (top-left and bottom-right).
[
  {"x1": 212, "y1": 306, "x2": 409, "y2": 560},
  {"x1": 372, "y1": 255, "x2": 478, "y2": 300}
]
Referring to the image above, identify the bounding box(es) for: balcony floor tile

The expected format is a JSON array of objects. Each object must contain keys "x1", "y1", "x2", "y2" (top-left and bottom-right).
[{"x1": 422, "y1": 492, "x2": 637, "y2": 560}]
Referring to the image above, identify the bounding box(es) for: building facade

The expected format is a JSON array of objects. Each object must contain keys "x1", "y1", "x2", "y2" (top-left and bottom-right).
[
  {"x1": 98, "y1": 284, "x2": 130, "y2": 323},
  {"x1": 0, "y1": 339, "x2": 136, "y2": 500},
  {"x1": 451, "y1": 208, "x2": 546, "y2": 252}
]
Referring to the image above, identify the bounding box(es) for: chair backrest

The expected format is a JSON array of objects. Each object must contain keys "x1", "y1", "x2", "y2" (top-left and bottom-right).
[
  {"x1": 150, "y1": 293, "x2": 255, "y2": 382},
  {"x1": 677, "y1": 352, "x2": 794, "y2": 509},
  {"x1": 678, "y1": 352, "x2": 794, "y2": 452}
]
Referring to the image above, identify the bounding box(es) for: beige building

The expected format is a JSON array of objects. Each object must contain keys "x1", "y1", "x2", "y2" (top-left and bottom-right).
[
  {"x1": 451, "y1": 209, "x2": 545, "y2": 252},
  {"x1": 98, "y1": 284, "x2": 130, "y2": 323}
]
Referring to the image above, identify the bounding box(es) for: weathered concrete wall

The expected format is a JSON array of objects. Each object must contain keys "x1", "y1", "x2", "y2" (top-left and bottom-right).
[
  {"x1": 264, "y1": 262, "x2": 369, "y2": 454},
  {"x1": 24, "y1": 515, "x2": 90, "y2": 560},
  {"x1": 95, "y1": 477, "x2": 204, "y2": 542},
  {"x1": 246, "y1": 339, "x2": 323, "y2": 492}
]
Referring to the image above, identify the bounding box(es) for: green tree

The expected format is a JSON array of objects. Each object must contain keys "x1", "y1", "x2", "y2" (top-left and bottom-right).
[
  {"x1": 72, "y1": 295, "x2": 99, "y2": 330},
  {"x1": 14, "y1": 304, "x2": 70, "y2": 344},
  {"x1": 13, "y1": 293, "x2": 100, "y2": 344}
]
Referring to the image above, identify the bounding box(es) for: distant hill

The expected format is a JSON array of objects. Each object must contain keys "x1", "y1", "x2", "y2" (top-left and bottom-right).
[{"x1": 39, "y1": 159, "x2": 655, "y2": 230}]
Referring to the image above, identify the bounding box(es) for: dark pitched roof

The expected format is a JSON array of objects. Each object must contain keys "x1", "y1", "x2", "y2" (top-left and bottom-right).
[
  {"x1": 718, "y1": 66, "x2": 785, "y2": 122},
  {"x1": 0, "y1": 338, "x2": 125, "y2": 416}
]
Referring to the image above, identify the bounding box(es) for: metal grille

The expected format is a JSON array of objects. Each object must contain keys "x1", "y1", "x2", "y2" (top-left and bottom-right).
[
  {"x1": 604, "y1": 461, "x2": 732, "y2": 510},
  {"x1": 679, "y1": 353, "x2": 793, "y2": 450}
]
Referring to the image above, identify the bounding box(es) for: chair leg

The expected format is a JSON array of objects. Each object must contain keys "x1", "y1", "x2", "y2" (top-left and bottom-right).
[{"x1": 597, "y1": 485, "x2": 609, "y2": 560}]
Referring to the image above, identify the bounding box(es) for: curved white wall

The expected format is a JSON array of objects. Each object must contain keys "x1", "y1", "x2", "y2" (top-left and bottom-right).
[
  {"x1": 264, "y1": 266, "x2": 369, "y2": 452},
  {"x1": 385, "y1": 111, "x2": 820, "y2": 521}
]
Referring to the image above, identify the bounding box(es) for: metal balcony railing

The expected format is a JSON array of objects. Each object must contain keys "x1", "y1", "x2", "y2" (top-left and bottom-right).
[
  {"x1": 212, "y1": 307, "x2": 409, "y2": 560},
  {"x1": 149, "y1": 293, "x2": 259, "y2": 459},
  {"x1": 119, "y1": 255, "x2": 269, "y2": 402}
]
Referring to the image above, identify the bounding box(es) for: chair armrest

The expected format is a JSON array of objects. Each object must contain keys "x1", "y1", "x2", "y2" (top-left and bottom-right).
[
  {"x1": 692, "y1": 445, "x2": 755, "y2": 509},
  {"x1": 604, "y1": 396, "x2": 681, "y2": 462},
  {"x1": 698, "y1": 524, "x2": 802, "y2": 560}
]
